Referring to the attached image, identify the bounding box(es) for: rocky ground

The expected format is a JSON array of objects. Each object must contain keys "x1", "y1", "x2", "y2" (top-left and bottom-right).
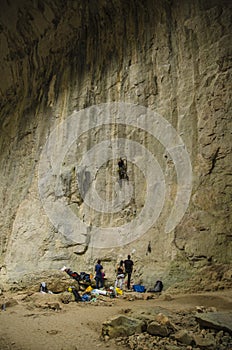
[{"x1": 0, "y1": 287, "x2": 231, "y2": 350}]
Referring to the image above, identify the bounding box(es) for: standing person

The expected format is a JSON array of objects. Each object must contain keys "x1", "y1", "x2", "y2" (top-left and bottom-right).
[
  {"x1": 115, "y1": 260, "x2": 125, "y2": 290},
  {"x1": 95, "y1": 259, "x2": 104, "y2": 289},
  {"x1": 124, "y1": 255, "x2": 134, "y2": 290}
]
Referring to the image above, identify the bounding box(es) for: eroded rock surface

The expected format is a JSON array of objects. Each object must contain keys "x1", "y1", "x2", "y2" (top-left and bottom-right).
[{"x1": 0, "y1": 0, "x2": 231, "y2": 290}]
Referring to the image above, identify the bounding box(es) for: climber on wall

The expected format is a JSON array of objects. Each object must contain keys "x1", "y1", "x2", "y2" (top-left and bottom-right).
[{"x1": 118, "y1": 157, "x2": 129, "y2": 181}]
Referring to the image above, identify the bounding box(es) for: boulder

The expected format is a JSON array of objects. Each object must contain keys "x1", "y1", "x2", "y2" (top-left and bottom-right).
[
  {"x1": 193, "y1": 334, "x2": 216, "y2": 348},
  {"x1": 174, "y1": 329, "x2": 194, "y2": 345},
  {"x1": 17, "y1": 270, "x2": 80, "y2": 293},
  {"x1": 24, "y1": 292, "x2": 62, "y2": 310},
  {"x1": 0, "y1": 297, "x2": 18, "y2": 309},
  {"x1": 102, "y1": 315, "x2": 146, "y2": 338},
  {"x1": 147, "y1": 321, "x2": 170, "y2": 337},
  {"x1": 195, "y1": 312, "x2": 232, "y2": 335},
  {"x1": 58, "y1": 291, "x2": 75, "y2": 304}
]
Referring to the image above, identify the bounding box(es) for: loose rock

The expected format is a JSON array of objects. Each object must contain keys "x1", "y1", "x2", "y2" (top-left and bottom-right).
[{"x1": 102, "y1": 315, "x2": 146, "y2": 338}]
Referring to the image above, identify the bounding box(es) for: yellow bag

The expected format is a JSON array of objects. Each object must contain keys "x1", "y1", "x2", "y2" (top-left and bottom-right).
[
  {"x1": 85, "y1": 286, "x2": 93, "y2": 293},
  {"x1": 115, "y1": 287, "x2": 123, "y2": 295}
]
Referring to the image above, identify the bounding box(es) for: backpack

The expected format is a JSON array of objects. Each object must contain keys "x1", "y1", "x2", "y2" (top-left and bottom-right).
[
  {"x1": 66, "y1": 269, "x2": 81, "y2": 281},
  {"x1": 80, "y1": 272, "x2": 91, "y2": 283},
  {"x1": 153, "y1": 280, "x2": 163, "y2": 292},
  {"x1": 72, "y1": 288, "x2": 82, "y2": 302},
  {"x1": 40, "y1": 282, "x2": 48, "y2": 293}
]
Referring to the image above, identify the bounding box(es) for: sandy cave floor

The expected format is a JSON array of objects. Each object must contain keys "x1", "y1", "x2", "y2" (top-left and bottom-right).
[{"x1": 0, "y1": 289, "x2": 232, "y2": 350}]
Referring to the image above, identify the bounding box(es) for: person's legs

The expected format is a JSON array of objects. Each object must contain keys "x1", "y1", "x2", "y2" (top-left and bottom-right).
[
  {"x1": 96, "y1": 276, "x2": 100, "y2": 289},
  {"x1": 100, "y1": 276, "x2": 104, "y2": 288},
  {"x1": 121, "y1": 277, "x2": 124, "y2": 289},
  {"x1": 127, "y1": 273, "x2": 131, "y2": 289},
  {"x1": 119, "y1": 277, "x2": 123, "y2": 290}
]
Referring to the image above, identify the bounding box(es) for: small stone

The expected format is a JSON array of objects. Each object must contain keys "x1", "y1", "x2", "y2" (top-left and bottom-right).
[
  {"x1": 46, "y1": 329, "x2": 59, "y2": 335},
  {"x1": 216, "y1": 330, "x2": 224, "y2": 339},
  {"x1": 104, "y1": 335, "x2": 110, "y2": 342},
  {"x1": 200, "y1": 329, "x2": 207, "y2": 336},
  {"x1": 156, "y1": 313, "x2": 170, "y2": 325},
  {"x1": 196, "y1": 306, "x2": 206, "y2": 313}
]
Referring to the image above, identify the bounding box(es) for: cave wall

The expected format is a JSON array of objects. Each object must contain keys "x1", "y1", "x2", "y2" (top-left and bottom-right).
[{"x1": 0, "y1": 0, "x2": 231, "y2": 288}]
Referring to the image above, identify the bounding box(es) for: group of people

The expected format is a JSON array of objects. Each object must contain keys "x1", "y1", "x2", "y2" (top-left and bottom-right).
[
  {"x1": 94, "y1": 255, "x2": 134, "y2": 291},
  {"x1": 115, "y1": 255, "x2": 134, "y2": 290}
]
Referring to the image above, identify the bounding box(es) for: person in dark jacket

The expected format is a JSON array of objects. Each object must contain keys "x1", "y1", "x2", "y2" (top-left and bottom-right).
[
  {"x1": 95, "y1": 259, "x2": 104, "y2": 289},
  {"x1": 124, "y1": 255, "x2": 134, "y2": 290}
]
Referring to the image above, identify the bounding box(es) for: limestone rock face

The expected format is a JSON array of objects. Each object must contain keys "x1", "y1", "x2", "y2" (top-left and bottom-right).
[{"x1": 0, "y1": 0, "x2": 231, "y2": 289}]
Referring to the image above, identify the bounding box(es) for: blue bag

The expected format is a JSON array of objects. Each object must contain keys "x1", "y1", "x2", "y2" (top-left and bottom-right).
[
  {"x1": 81, "y1": 293, "x2": 91, "y2": 302},
  {"x1": 133, "y1": 284, "x2": 146, "y2": 293}
]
